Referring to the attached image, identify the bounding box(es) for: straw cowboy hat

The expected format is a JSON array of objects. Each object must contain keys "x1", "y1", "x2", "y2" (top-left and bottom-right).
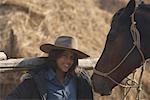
[{"x1": 40, "y1": 36, "x2": 90, "y2": 59}]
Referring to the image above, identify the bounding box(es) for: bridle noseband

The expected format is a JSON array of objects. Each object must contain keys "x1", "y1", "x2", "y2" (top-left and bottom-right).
[{"x1": 93, "y1": 10, "x2": 146, "y2": 88}]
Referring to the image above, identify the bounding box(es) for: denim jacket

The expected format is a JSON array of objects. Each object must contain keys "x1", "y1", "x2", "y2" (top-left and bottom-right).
[{"x1": 6, "y1": 66, "x2": 93, "y2": 100}]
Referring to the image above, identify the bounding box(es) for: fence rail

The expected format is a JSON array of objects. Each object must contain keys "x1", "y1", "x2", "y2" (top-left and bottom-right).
[{"x1": 0, "y1": 52, "x2": 98, "y2": 72}]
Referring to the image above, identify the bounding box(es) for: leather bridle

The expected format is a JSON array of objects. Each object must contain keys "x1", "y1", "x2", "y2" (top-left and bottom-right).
[{"x1": 93, "y1": 11, "x2": 145, "y2": 88}]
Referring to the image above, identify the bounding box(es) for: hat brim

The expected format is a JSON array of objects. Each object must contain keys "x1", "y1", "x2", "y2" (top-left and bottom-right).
[{"x1": 40, "y1": 44, "x2": 90, "y2": 59}]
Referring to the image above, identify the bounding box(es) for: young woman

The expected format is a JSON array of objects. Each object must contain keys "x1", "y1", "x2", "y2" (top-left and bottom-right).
[{"x1": 6, "y1": 36, "x2": 93, "y2": 100}]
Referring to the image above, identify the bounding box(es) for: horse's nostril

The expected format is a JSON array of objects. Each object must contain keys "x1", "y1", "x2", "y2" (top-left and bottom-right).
[{"x1": 92, "y1": 77, "x2": 112, "y2": 96}]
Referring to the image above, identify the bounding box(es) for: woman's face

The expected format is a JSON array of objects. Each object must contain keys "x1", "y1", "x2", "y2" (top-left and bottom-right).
[{"x1": 56, "y1": 50, "x2": 74, "y2": 72}]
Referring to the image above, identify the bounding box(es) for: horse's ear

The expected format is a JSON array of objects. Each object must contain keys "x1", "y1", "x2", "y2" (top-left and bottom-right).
[{"x1": 125, "y1": 0, "x2": 136, "y2": 16}]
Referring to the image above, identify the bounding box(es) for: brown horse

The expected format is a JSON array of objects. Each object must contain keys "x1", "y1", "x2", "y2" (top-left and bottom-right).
[{"x1": 92, "y1": 0, "x2": 150, "y2": 96}]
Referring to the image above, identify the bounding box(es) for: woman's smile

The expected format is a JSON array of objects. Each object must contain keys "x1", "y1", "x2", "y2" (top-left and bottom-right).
[{"x1": 56, "y1": 51, "x2": 74, "y2": 72}]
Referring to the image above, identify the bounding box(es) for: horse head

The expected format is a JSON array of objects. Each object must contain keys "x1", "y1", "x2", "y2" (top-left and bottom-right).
[{"x1": 92, "y1": 0, "x2": 150, "y2": 95}]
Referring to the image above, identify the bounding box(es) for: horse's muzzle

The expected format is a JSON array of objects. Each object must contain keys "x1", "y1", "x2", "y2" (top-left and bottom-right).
[{"x1": 91, "y1": 75, "x2": 112, "y2": 96}]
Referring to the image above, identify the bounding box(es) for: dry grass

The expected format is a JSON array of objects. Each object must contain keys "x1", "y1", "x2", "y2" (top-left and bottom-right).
[{"x1": 0, "y1": 0, "x2": 112, "y2": 58}]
